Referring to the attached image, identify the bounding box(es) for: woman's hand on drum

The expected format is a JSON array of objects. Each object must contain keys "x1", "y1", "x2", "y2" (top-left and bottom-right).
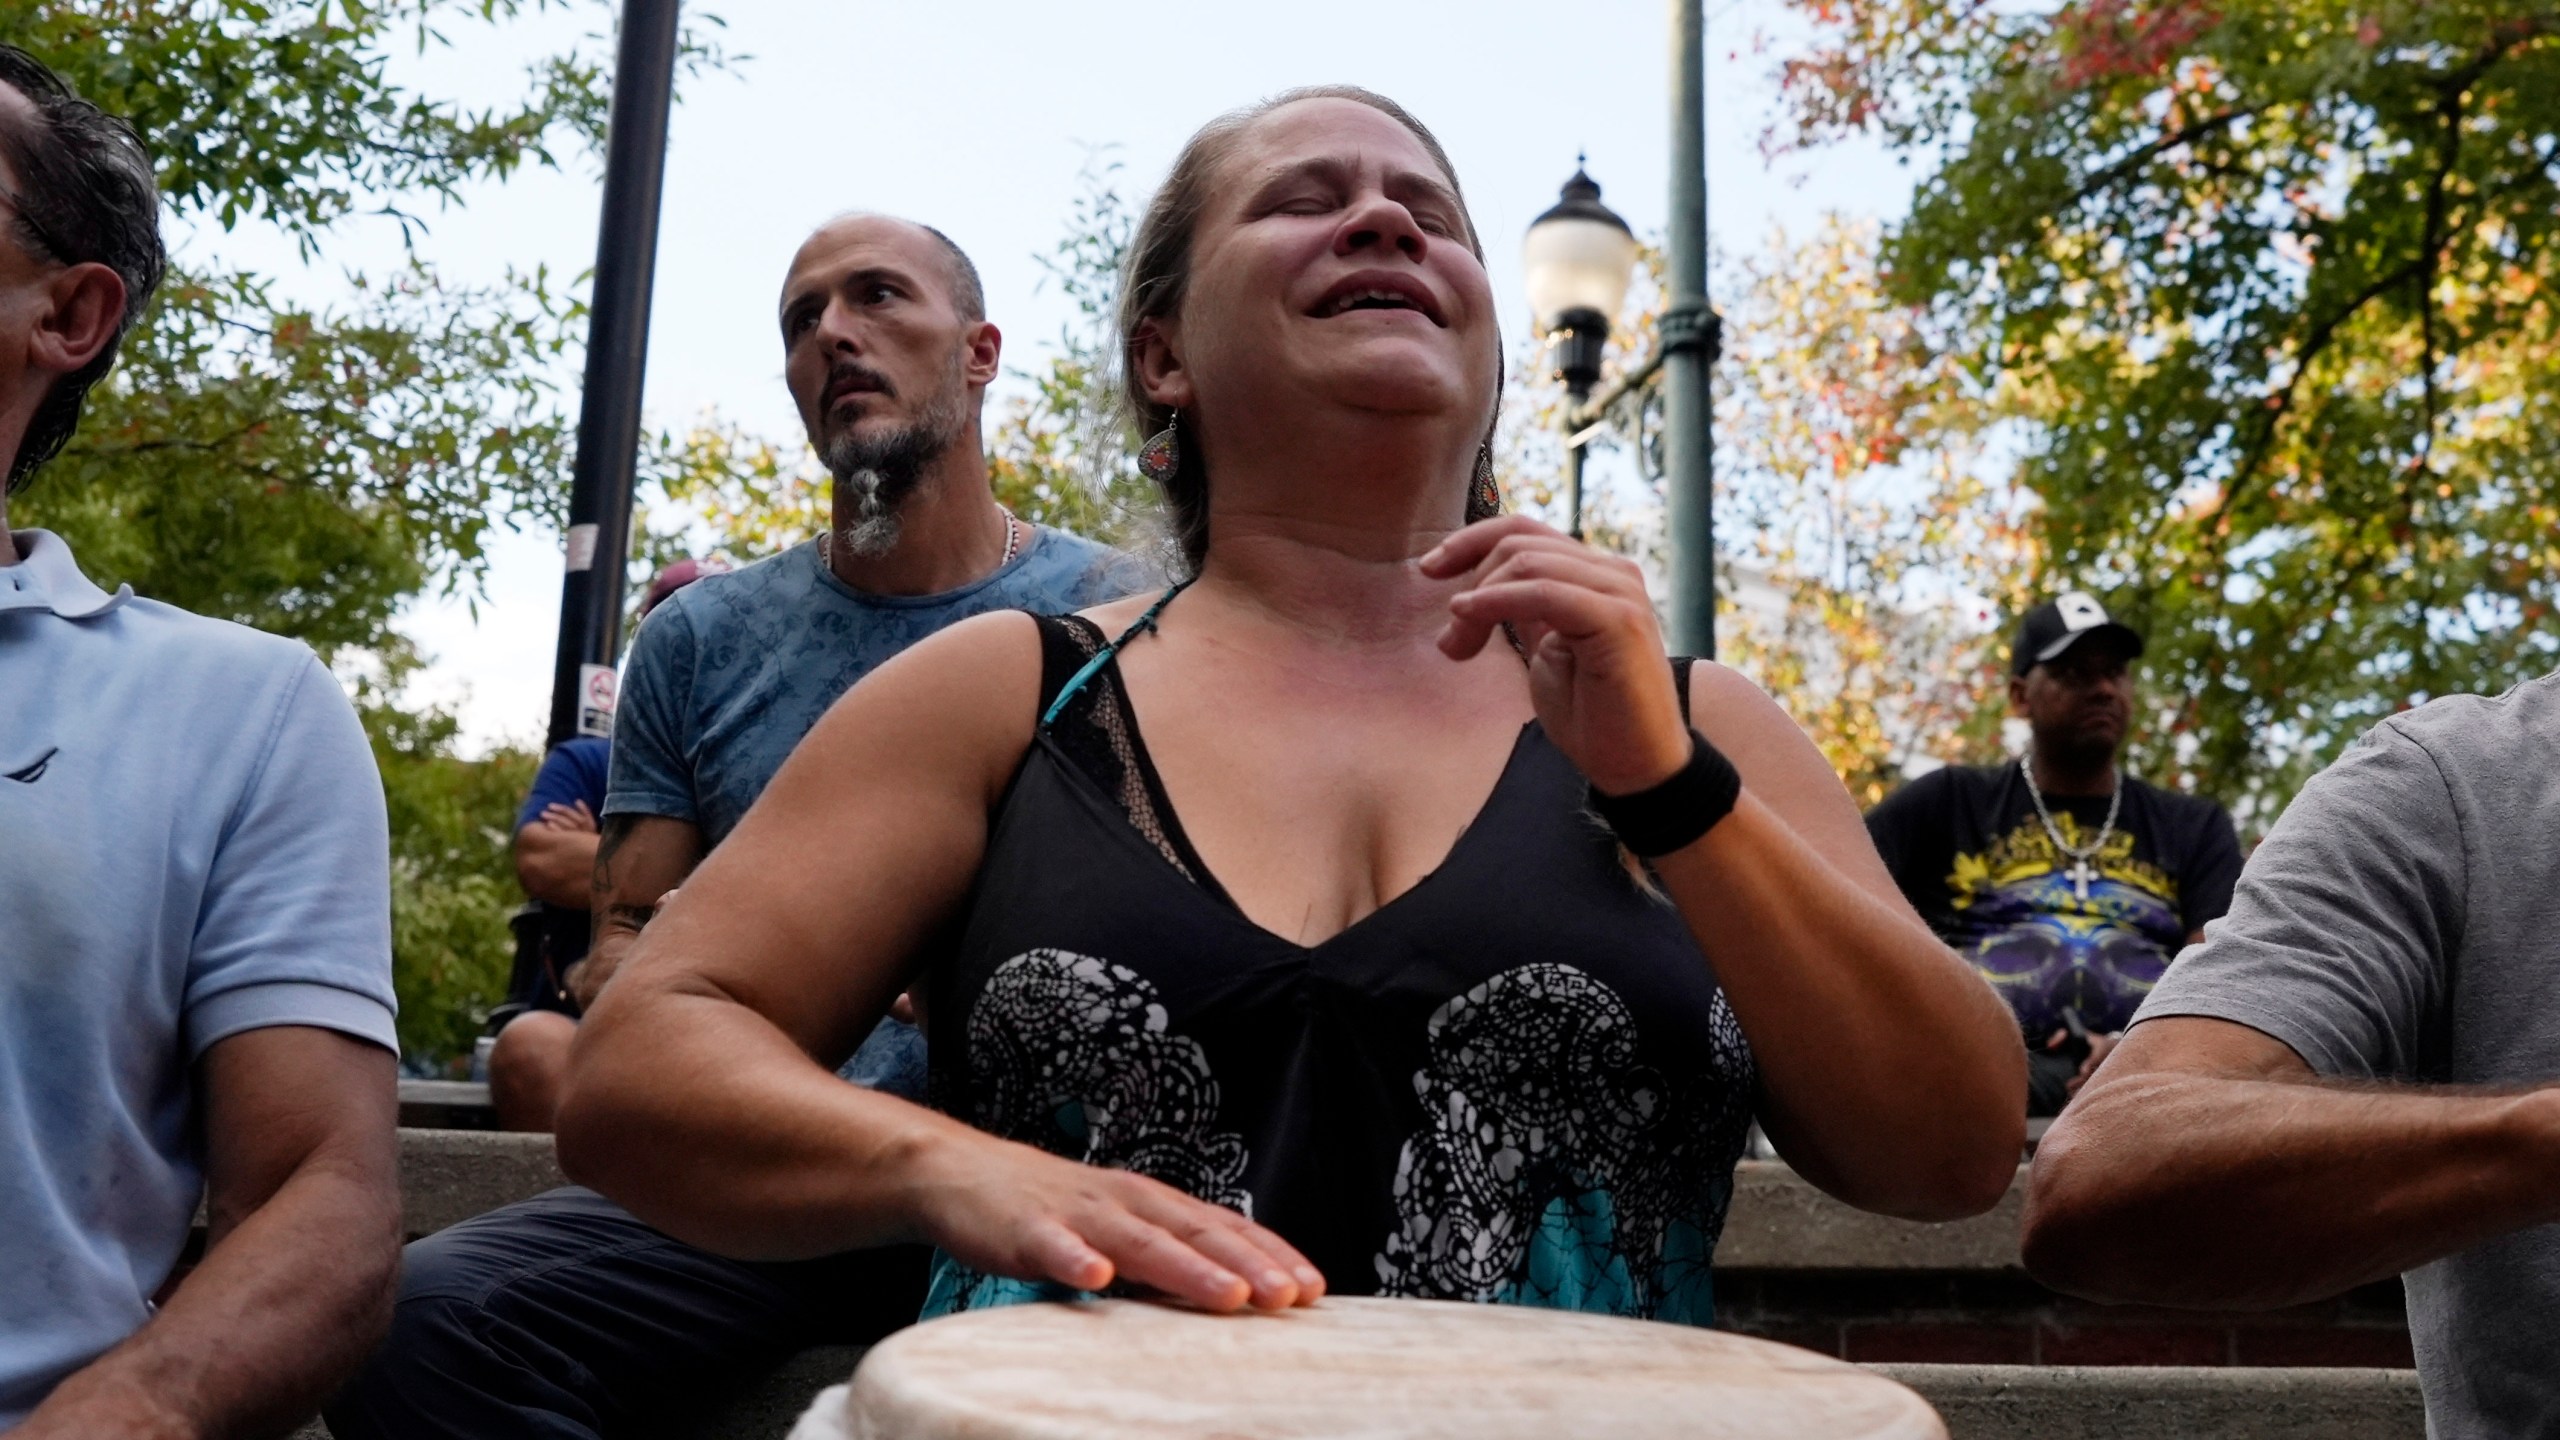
[
  {"x1": 906, "y1": 1131, "x2": 1325, "y2": 1312},
  {"x1": 1423, "y1": 514, "x2": 1691, "y2": 796}
]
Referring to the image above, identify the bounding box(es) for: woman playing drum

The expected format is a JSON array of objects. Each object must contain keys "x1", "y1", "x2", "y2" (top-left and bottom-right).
[{"x1": 557, "y1": 86, "x2": 2026, "y2": 1325}]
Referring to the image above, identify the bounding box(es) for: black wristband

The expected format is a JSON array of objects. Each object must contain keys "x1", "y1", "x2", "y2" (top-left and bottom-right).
[{"x1": 1587, "y1": 729, "x2": 1742, "y2": 857}]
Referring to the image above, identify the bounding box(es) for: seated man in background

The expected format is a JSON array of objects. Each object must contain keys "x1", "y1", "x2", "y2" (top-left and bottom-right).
[
  {"x1": 1865, "y1": 593, "x2": 2241, "y2": 1114},
  {"x1": 330, "y1": 212, "x2": 1143, "y2": 1440},
  {"x1": 2026, "y1": 667, "x2": 2560, "y2": 1439},
  {"x1": 0, "y1": 45, "x2": 400, "y2": 1437},
  {"x1": 486, "y1": 559, "x2": 711, "y2": 1132}
]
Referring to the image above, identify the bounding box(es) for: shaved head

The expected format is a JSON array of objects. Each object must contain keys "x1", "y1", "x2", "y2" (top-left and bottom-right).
[{"x1": 791, "y1": 213, "x2": 983, "y2": 323}]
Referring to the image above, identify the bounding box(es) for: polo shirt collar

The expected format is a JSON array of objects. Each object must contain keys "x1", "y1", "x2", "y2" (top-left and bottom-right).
[{"x1": 0, "y1": 528, "x2": 130, "y2": 619}]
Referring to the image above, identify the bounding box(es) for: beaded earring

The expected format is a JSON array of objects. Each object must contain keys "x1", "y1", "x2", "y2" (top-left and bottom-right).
[
  {"x1": 1470, "y1": 443, "x2": 1501, "y2": 517},
  {"x1": 1137, "y1": 411, "x2": 1181, "y2": 483}
]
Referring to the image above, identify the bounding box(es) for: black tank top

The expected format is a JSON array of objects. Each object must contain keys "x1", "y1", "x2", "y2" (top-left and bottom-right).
[{"x1": 919, "y1": 591, "x2": 1759, "y2": 1325}]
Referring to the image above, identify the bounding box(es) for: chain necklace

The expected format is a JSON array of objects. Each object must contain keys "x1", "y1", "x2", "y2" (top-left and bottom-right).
[
  {"x1": 819, "y1": 505, "x2": 1019, "y2": 573},
  {"x1": 2020, "y1": 754, "x2": 2122, "y2": 901}
]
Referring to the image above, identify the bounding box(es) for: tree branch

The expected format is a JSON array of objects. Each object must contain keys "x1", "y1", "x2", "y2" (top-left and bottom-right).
[{"x1": 2066, "y1": 104, "x2": 2271, "y2": 209}]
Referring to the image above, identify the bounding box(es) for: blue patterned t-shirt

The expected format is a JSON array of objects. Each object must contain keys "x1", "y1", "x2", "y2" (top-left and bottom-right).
[{"x1": 604, "y1": 526, "x2": 1147, "y2": 1097}]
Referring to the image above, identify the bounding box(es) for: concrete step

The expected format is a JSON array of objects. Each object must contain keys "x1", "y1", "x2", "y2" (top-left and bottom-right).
[
  {"x1": 397, "y1": 1128, "x2": 565, "y2": 1238},
  {"x1": 1875, "y1": 1363, "x2": 2424, "y2": 1440},
  {"x1": 396, "y1": 1079, "x2": 496, "y2": 1130},
  {"x1": 1716, "y1": 1159, "x2": 2021, "y2": 1269}
]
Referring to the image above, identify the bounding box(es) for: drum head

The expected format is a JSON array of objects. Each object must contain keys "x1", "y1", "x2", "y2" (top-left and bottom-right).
[{"x1": 836, "y1": 1297, "x2": 1944, "y2": 1440}]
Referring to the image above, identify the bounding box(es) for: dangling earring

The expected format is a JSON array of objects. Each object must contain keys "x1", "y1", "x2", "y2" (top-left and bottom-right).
[
  {"x1": 1470, "y1": 443, "x2": 1501, "y2": 517},
  {"x1": 1137, "y1": 410, "x2": 1181, "y2": 482}
]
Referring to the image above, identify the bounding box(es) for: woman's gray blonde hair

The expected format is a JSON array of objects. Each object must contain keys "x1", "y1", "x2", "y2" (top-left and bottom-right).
[{"x1": 1115, "y1": 85, "x2": 1503, "y2": 572}]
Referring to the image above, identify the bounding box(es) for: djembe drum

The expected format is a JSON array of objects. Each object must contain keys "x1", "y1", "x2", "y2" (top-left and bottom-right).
[{"x1": 787, "y1": 1297, "x2": 1945, "y2": 1440}]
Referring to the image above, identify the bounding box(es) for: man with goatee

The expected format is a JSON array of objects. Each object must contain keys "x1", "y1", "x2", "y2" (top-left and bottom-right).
[{"x1": 330, "y1": 214, "x2": 1141, "y2": 1440}]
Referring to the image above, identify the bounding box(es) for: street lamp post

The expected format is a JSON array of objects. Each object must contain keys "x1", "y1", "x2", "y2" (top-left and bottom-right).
[
  {"x1": 1518, "y1": 4, "x2": 1724, "y2": 657},
  {"x1": 1522, "y1": 167, "x2": 1639, "y2": 541},
  {"x1": 1662, "y1": 0, "x2": 1724, "y2": 660}
]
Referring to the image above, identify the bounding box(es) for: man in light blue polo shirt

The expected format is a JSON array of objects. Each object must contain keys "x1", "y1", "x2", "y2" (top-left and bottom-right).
[{"x1": 0, "y1": 47, "x2": 401, "y2": 1437}]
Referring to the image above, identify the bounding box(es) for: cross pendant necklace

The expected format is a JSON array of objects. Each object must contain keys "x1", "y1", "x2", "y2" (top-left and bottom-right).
[{"x1": 2021, "y1": 755, "x2": 2122, "y2": 902}]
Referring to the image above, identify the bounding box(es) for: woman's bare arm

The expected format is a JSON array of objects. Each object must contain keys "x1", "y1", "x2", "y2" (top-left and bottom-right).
[
  {"x1": 555, "y1": 613, "x2": 1320, "y2": 1311},
  {"x1": 1426, "y1": 515, "x2": 2022, "y2": 1221},
  {"x1": 1668, "y1": 662, "x2": 2025, "y2": 1218}
]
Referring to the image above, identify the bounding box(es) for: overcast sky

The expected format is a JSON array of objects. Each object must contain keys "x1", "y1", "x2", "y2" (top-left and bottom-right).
[{"x1": 185, "y1": 0, "x2": 1916, "y2": 752}]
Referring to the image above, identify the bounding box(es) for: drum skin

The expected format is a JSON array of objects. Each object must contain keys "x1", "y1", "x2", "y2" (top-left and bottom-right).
[{"x1": 823, "y1": 1297, "x2": 1946, "y2": 1440}]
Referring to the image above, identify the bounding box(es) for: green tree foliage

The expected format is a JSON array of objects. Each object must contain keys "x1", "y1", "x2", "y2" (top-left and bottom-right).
[
  {"x1": 357, "y1": 648, "x2": 537, "y2": 1063},
  {"x1": 9, "y1": 1, "x2": 726, "y2": 1065},
  {"x1": 985, "y1": 152, "x2": 1164, "y2": 556},
  {"x1": 1713, "y1": 219, "x2": 2034, "y2": 806},
  {"x1": 1774, "y1": 0, "x2": 2560, "y2": 817}
]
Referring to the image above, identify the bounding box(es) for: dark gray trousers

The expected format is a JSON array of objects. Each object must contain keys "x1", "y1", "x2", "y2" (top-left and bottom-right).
[{"x1": 325, "y1": 1187, "x2": 925, "y2": 1440}]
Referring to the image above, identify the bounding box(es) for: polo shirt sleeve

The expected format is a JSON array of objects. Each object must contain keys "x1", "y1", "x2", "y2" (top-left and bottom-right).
[
  {"x1": 604, "y1": 601, "x2": 699, "y2": 824},
  {"x1": 182, "y1": 654, "x2": 398, "y2": 1060},
  {"x1": 2134, "y1": 722, "x2": 2459, "y2": 1080}
]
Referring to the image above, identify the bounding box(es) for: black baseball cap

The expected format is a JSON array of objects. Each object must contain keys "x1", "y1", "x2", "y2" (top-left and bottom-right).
[{"x1": 2011, "y1": 591, "x2": 2144, "y2": 676}]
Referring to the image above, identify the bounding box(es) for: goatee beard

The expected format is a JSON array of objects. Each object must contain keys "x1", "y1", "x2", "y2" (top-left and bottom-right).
[
  {"x1": 827, "y1": 467, "x2": 907, "y2": 557},
  {"x1": 818, "y1": 370, "x2": 967, "y2": 560}
]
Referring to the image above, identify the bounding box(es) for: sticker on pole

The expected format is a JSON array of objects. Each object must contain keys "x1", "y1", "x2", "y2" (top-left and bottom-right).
[
  {"x1": 565, "y1": 523, "x2": 600, "y2": 573},
  {"x1": 577, "y1": 663, "x2": 619, "y2": 738}
]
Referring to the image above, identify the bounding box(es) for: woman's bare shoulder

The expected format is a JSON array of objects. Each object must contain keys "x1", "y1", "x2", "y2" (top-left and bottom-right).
[
  {"x1": 1679, "y1": 658, "x2": 1851, "y2": 801},
  {"x1": 1681, "y1": 659, "x2": 1799, "y2": 744},
  {"x1": 1075, "y1": 588, "x2": 1173, "y2": 632}
]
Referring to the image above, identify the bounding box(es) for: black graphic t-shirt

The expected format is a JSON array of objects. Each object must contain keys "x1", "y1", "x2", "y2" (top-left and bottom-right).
[{"x1": 1865, "y1": 763, "x2": 2242, "y2": 1040}]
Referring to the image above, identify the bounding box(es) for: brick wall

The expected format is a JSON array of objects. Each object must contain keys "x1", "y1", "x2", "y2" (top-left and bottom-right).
[{"x1": 1716, "y1": 1271, "x2": 2413, "y2": 1367}]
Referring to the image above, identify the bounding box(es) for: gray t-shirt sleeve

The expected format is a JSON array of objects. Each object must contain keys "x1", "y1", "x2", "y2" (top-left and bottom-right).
[
  {"x1": 2135, "y1": 722, "x2": 2464, "y2": 1080},
  {"x1": 604, "y1": 601, "x2": 701, "y2": 823}
]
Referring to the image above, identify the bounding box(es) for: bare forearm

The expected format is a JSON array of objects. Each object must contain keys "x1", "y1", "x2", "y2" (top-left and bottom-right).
[
  {"x1": 21, "y1": 1160, "x2": 397, "y2": 1440},
  {"x1": 514, "y1": 827, "x2": 598, "y2": 908},
  {"x1": 558, "y1": 984, "x2": 962, "y2": 1260},
  {"x1": 2026, "y1": 1070, "x2": 2560, "y2": 1308},
  {"x1": 1657, "y1": 797, "x2": 2024, "y2": 1218}
]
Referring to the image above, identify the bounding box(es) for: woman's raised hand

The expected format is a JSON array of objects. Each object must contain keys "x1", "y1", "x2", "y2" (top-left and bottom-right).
[
  {"x1": 1422, "y1": 514, "x2": 1692, "y2": 797},
  {"x1": 904, "y1": 1129, "x2": 1326, "y2": 1313}
]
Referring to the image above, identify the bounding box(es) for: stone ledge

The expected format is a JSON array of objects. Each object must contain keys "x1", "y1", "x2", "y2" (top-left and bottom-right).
[
  {"x1": 397, "y1": 1079, "x2": 496, "y2": 1130},
  {"x1": 391, "y1": 1133, "x2": 2026, "y2": 1270},
  {"x1": 1872, "y1": 1363, "x2": 2425, "y2": 1440},
  {"x1": 1713, "y1": 1162, "x2": 2024, "y2": 1270}
]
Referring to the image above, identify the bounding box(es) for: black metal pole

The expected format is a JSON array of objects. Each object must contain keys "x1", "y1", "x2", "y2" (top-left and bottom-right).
[
  {"x1": 1565, "y1": 432, "x2": 1588, "y2": 540},
  {"x1": 545, "y1": 0, "x2": 682, "y2": 747}
]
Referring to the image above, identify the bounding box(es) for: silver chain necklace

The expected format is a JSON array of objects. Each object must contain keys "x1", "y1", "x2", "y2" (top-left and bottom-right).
[
  {"x1": 819, "y1": 505, "x2": 1019, "y2": 572},
  {"x1": 2020, "y1": 754, "x2": 2122, "y2": 901}
]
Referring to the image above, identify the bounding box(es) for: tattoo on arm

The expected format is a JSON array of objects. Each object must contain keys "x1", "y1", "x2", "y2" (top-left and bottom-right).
[{"x1": 592, "y1": 814, "x2": 642, "y2": 903}]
